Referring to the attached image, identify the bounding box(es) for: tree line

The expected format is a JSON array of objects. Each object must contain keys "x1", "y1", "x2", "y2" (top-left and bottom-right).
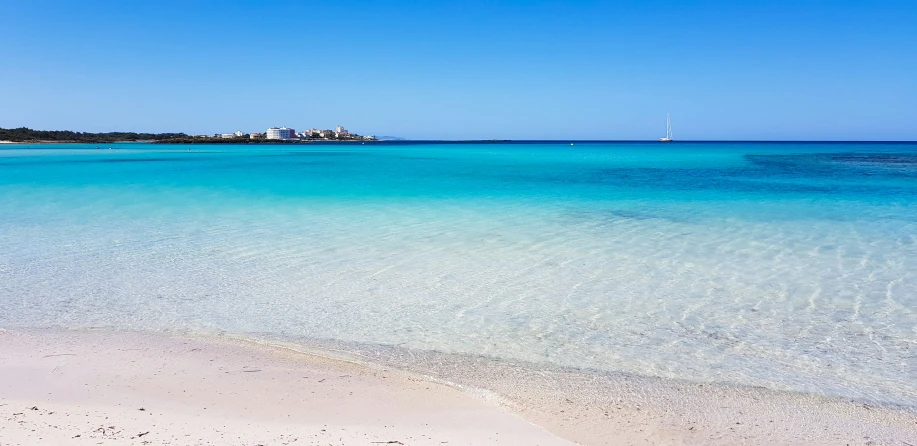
[{"x1": 0, "y1": 127, "x2": 188, "y2": 143}]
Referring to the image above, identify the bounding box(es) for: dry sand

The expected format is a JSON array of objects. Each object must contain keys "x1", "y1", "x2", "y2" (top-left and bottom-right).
[
  {"x1": 2, "y1": 329, "x2": 916, "y2": 446},
  {"x1": 0, "y1": 329, "x2": 571, "y2": 446}
]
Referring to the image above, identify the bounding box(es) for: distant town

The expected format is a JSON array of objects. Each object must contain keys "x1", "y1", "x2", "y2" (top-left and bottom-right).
[
  {"x1": 206, "y1": 126, "x2": 375, "y2": 142},
  {"x1": 0, "y1": 126, "x2": 376, "y2": 144}
]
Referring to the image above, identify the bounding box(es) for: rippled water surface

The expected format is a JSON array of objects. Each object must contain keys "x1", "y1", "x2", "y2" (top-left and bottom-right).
[{"x1": 1, "y1": 142, "x2": 915, "y2": 406}]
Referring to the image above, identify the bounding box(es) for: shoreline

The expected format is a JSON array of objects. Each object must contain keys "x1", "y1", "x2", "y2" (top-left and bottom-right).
[
  {"x1": 240, "y1": 331, "x2": 917, "y2": 445},
  {"x1": 2, "y1": 328, "x2": 915, "y2": 445}
]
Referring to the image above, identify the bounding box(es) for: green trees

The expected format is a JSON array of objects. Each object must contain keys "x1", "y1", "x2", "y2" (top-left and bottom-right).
[{"x1": 0, "y1": 127, "x2": 188, "y2": 143}]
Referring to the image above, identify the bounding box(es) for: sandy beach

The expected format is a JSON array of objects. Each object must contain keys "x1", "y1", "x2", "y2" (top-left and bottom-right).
[
  {"x1": 0, "y1": 329, "x2": 571, "y2": 445},
  {"x1": 2, "y1": 329, "x2": 916, "y2": 446}
]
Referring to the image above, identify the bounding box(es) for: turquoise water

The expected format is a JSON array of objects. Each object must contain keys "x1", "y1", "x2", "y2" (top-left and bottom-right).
[{"x1": 1, "y1": 142, "x2": 916, "y2": 406}]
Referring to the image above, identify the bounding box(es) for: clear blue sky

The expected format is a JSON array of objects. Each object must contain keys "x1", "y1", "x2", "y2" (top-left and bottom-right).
[{"x1": 1, "y1": 0, "x2": 915, "y2": 140}]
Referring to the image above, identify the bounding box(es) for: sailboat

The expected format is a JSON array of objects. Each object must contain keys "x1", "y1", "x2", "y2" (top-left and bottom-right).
[{"x1": 659, "y1": 114, "x2": 673, "y2": 142}]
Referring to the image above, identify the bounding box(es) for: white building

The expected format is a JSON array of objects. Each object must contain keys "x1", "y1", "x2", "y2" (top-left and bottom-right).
[
  {"x1": 220, "y1": 133, "x2": 235, "y2": 139},
  {"x1": 234, "y1": 131, "x2": 243, "y2": 137},
  {"x1": 335, "y1": 125, "x2": 349, "y2": 135},
  {"x1": 266, "y1": 127, "x2": 295, "y2": 140}
]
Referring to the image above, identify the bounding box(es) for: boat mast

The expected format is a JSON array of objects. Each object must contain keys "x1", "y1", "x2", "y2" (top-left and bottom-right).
[{"x1": 666, "y1": 113, "x2": 672, "y2": 140}]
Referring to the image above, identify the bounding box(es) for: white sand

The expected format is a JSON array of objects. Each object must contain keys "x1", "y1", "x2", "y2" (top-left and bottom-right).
[
  {"x1": 2, "y1": 329, "x2": 916, "y2": 446},
  {"x1": 0, "y1": 329, "x2": 572, "y2": 445}
]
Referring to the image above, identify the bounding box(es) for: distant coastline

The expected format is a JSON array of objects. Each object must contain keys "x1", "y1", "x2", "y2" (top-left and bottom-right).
[
  {"x1": 0, "y1": 127, "x2": 186, "y2": 144},
  {"x1": 0, "y1": 127, "x2": 379, "y2": 144},
  {"x1": 152, "y1": 137, "x2": 389, "y2": 144}
]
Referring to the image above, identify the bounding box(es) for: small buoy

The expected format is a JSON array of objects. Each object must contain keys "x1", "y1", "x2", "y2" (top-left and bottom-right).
[{"x1": 570, "y1": 143, "x2": 574, "y2": 146}]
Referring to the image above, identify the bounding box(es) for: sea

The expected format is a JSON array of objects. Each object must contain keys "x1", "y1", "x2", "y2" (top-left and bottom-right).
[{"x1": 1, "y1": 141, "x2": 915, "y2": 407}]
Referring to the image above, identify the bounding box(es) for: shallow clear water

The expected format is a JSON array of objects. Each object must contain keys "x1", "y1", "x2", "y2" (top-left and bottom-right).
[{"x1": 1, "y1": 142, "x2": 915, "y2": 406}]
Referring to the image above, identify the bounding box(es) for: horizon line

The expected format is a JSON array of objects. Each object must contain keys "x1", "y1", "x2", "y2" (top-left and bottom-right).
[{"x1": 3, "y1": 139, "x2": 916, "y2": 145}]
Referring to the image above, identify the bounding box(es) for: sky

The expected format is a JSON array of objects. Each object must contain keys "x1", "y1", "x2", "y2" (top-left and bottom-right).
[{"x1": 1, "y1": 0, "x2": 915, "y2": 140}]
